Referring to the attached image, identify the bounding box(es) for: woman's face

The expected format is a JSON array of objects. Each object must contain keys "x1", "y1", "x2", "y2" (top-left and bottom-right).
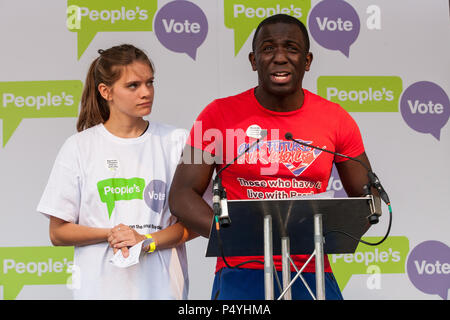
[{"x1": 99, "y1": 60, "x2": 154, "y2": 120}]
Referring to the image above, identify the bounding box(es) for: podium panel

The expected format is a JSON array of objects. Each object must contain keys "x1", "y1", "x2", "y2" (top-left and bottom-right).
[{"x1": 206, "y1": 197, "x2": 373, "y2": 257}]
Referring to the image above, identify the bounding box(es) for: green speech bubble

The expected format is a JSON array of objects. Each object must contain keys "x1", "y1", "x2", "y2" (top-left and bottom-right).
[
  {"x1": 328, "y1": 236, "x2": 409, "y2": 290},
  {"x1": 97, "y1": 177, "x2": 146, "y2": 218},
  {"x1": 224, "y1": 0, "x2": 311, "y2": 56},
  {"x1": 0, "y1": 80, "x2": 82, "y2": 147},
  {"x1": 67, "y1": 0, "x2": 158, "y2": 59},
  {"x1": 317, "y1": 76, "x2": 403, "y2": 112},
  {"x1": 0, "y1": 246, "x2": 74, "y2": 300}
]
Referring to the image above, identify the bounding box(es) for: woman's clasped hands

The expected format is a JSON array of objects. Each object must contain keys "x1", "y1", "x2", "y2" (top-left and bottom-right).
[{"x1": 107, "y1": 223, "x2": 146, "y2": 258}]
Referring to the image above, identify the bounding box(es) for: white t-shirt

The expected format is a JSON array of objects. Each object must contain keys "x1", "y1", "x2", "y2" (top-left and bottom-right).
[{"x1": 37, "y1": 122, "x2": 189, "y2": 300}]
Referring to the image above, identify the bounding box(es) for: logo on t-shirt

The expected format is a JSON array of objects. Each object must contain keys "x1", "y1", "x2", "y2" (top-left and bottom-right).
[
  {"x1": 237, "y1": 138, "x2": 323, "y2": 176},
  {"x1": 97, "y1": 178, "x2": 167, "y2": 218},
  {"x1": 97, "y1": 177, "x2": 145, "y2": 218},
  {"x1": 283, "y1": 144, "x2": 322, "y2": 176},
  {"x1": 143, "y1": 179, "x2": 167, "y2": 214}
]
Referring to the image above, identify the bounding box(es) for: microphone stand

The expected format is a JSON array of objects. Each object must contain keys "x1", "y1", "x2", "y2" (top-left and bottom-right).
[
  {"x1": 285, "y1": 133, "x2": 390, "y2": 209},
  {"x1": 212, "y1": 132, "x2": 271, "y2": 271},
  {"x1": 213, "y1": 131, "x2": 267, "y2": 228},
  {"x1": 285, "y1": 132, "x2": 393, "y2": 246}
]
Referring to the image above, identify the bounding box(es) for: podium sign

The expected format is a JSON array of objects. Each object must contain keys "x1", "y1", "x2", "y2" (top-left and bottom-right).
[{"x1": 206, "y1": 197, "x2": 373, "y2": 257}]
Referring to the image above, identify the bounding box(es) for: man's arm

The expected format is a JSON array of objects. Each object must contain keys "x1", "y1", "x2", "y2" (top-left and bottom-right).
[
  {"x1": 335, "y1": 151, "x2": 382, "y2": 215},
  {"x1": 169, "y1": 145, "x2": 216, "y2": 238},
  {"x1": 335, "y1": 152, "x2": 371, "y2": 197}
]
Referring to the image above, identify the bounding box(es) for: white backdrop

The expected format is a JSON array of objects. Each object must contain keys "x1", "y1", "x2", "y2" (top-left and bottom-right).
[{"x1": 0, "y1": 0, "x2": 449, "y2": 300}]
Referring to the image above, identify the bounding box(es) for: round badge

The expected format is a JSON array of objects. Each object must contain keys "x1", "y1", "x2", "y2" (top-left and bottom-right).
[{"x1": 246, "y1": 124, "x2": 263, "y2": 139}]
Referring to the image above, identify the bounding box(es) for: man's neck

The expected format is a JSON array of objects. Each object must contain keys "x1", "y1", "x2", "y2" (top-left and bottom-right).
[{"x1": 254, "y1": 86, "x2": 305, "y2": 112}]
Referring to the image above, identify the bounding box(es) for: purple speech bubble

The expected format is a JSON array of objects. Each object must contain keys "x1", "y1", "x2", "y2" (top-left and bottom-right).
[
  {"x1": 406, "y1": 240, "x2": 450, "y2": 300},
  {"x1": 327, "y1": 165, "x2": 348, "y2": 197},
  {"x1": 144, "y1": 179, "x2": 167, "y2": 213},
  {"x1": 154, "y1": 0, "x2": 208, "y2": 60},
  {"x1": 308, "y1": 0, "x2": 360, "y2": 57},
  {"x1": 399, "y1": 81, "x2": 450, "y2": 141}
]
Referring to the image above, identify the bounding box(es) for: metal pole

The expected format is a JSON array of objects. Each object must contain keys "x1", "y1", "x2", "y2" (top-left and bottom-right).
[
  {"x1": 314, "y1": 214, "x2": 326, "y2": 300},
  {"x1": 278, "y1": 251, "x2": 317, "y2": 300},
  {"x1": 281, "y1": 237, "x2": 292, "y2": 300},
  {"x1": 264, "y1": 214, "x2": 274, "y2": 300}
]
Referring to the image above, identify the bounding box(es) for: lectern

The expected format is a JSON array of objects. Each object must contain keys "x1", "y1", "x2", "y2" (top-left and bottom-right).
[{"x1": 206, "y1": 195, "x2": 375, "y2": 300}]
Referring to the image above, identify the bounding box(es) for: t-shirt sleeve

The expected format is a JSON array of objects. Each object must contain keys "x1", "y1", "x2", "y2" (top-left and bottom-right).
[
  {"x1": 334, "y1": 108, "x2": 365, "y2": 163},
  {"x1": 177, "y1": 128, "x2": 189, "y2": 156},
  {"x1": 187, "y1": 100, "x2": 221, "y2": 156},
  {"x1": 36, "y1": 136, "x2": 81, "y2": 223},
  {"x1": 167, "y1": 127, "x2": 189, "y2": 167}
]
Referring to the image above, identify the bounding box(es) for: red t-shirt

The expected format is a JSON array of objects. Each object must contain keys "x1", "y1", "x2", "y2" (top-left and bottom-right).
[{"x1": 188, "y1": 88, "x2": 365, "y2": 273}]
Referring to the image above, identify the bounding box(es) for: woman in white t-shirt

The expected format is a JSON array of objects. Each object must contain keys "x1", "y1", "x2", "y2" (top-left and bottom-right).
[{"x1": 37, "y1": 44, "x2": 197, "y2": 299}]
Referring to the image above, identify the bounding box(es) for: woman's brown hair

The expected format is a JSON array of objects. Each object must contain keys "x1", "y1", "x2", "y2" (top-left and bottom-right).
[{"x1": 77, "y1": 44, "x2": 154, "y2": 132}]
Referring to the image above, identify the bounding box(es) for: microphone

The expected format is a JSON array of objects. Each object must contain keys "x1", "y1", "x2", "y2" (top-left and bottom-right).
[
  {"x1": 219, "y1": 188, "x2": 230, "y2": 227},
  {"x1": 284, "y1": 132, "x2": 390, "y2": 224},
  {"x1": 212, "y1": 179, "x2": 221, "y2": 219},
  {"x1": 213, "y1": 129, "x2": 268, "y2": 228},
  {"x1": 212, "y1": 176, "x2": 231, "y2": 228}
]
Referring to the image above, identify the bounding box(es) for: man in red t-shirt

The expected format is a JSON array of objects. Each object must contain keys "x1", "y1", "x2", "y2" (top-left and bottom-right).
[{"x1": 170, "y1": 14, "x2": 375, "y2": 300}]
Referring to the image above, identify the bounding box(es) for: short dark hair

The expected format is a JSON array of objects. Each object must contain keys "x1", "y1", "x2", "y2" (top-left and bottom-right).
[{"x1": 251, "y1": 14, "x2": 310, "y2": 53}]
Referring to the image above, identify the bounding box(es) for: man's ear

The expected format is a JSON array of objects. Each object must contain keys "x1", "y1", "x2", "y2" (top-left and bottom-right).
[
  {"x1": 97, "y1": 83, "x2": 111, "y2": 101},
  {"x1": 248, "y1": 52, "x2": 257, "y2": 71},
  {"x1": 305, "y1": 52, "x2": 313, "y2": 72}
]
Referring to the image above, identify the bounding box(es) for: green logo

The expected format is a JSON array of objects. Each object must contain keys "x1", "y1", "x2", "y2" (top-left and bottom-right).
[
  {"x1": 224, "y1": 0, "x2": 311, "y2": 56},
  {"x1": 317, "y1": 76, "x2": 403, "y2": 112},
  {"x1": 0, "y1": 80, "x2": 82, "y2": 147},
  {"x1": 66, "y1": 0, "x2": 158, "y2": 59},
  {"x1": 329, "y1": 236, "x2": 409, "y2": 290},
  {"x1": 0, "y1": 246, "x2": 74, "y2": 300},
  {"x1": 97, "y1": 177, "x2": 146, "y2": 218}
]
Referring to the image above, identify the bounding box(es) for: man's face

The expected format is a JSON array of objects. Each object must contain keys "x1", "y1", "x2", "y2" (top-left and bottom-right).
[{"x1": 249, "y1": 22, "x2": 312, "y2": 98}]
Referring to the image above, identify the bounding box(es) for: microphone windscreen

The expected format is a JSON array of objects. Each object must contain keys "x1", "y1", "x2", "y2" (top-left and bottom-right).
[{"x1": 285, "y1": 132, "x2": 293, "y2": 140}]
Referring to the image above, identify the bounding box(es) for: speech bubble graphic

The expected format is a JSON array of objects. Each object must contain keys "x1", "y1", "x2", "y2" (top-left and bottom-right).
[
  {"x1": 154, "y1": 0, "x2": 208, "y2": 60},
  {"x1": 317, "y1": 76, "x2": 403, "y2": 112},
  {"x1": 97, "y1": 177, "x2": 146, "y2": 218},
  {"x1": 329, "y1": 236, "x2": 409, "y2": 290},
  {"x1": 224, "y1": 0, "x2": 311, "y2": 56},
  {"x1": 308, "y1": 0, "x2": 360, "y2": 57},
  {"x1": 0, "y1": 80, "x2": 82, "y2": 147},
  {"x1": 326, "y1": 165, "x2": 347, "y2": 197},
  {"x1": 0, "y1": 246, "x2": 74, "y2": 300},
  {"x1": 67, "y1": 0, "x2": 157, "y2": 59},
  {"x1": 144, "y1": 179, "x2": 167, "y2": 213},
  {"x1": 407, "y1": 240, "x2": 450, "y2": 300},
  {"x1": 399, "y1": 81, "x2": 449, "y2": 141}
]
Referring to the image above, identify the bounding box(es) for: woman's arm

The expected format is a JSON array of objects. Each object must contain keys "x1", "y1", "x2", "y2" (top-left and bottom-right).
[
  {"x1": 148, "y1": 221, "x2": 199, "y2": 250},
  {"x1": 49, "y1": 216, "x2": 110, "y2": 246}
]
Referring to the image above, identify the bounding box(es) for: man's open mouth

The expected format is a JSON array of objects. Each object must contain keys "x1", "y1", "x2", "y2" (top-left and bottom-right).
[{"x1": 270, "y1": 72, "x2": 291, "y2": 84}]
